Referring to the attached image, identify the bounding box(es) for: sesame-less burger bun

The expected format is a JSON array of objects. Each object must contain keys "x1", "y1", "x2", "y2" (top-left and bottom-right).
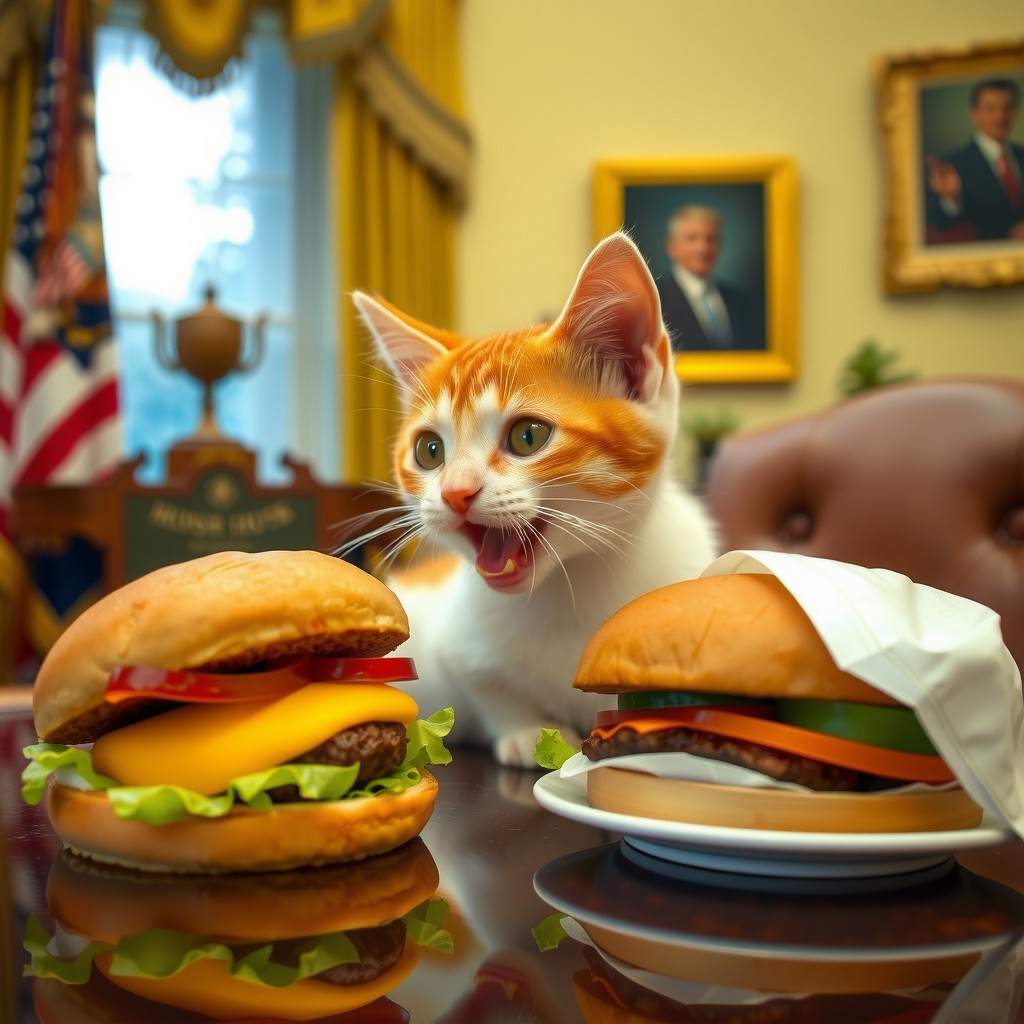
[
  {"x1": 573, "y1": 573, "x2": 899, "y2": 707},
  {"x1": 34, "y1": 549, "x2": 410, "y2": 744}
]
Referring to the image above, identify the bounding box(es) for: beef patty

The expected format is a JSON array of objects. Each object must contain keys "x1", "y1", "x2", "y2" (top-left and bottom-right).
[
  {"x1": 267, "y1": 721, "x2": 407, "y2": 802},
  {"x1": 583, "y1": 724, "x2": 863, "y2": 792},
  {"x1": 272, "y1": 919, "x2": 406, "y2": 985}
]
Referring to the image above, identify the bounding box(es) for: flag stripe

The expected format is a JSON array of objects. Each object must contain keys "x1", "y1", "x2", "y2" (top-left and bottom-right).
[
  {"x1": 49, "y1": 410, "x2": 121, "y2": 483},
  {"x1": 18, "y1": 375, "x2": 119, "y2": 483},
  {"x1": 18, "y1": 339, "x2": 62, "y2": 398},
  {"x1": 13, "y1": 338, "x2": 118, "y2": 481}
]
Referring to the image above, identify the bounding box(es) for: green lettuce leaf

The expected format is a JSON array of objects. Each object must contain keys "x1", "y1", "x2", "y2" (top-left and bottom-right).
[
  {"x1": 533, "y1": 728, "x2": 579, "y2": 770},
  {"x1": 405, "y1": 708, "x2": 456, "y2": 771},
  {"x1": 402, "y1": 898, "x2": 453, "y2": 953},
  {"x1": 110, "y1": 928, "x2": 363, "y2": 986},
  {"x1": 531, "y1": 913, "x2": 569, "y2": 951},
  {"x1": 22, "y1": 915, "x2": 112, "y2": 984},
  {"x1": 21, "y1": 708, "x2": 454, "y2": 826},
  {"x1": 25, "y1": 898, "x2": 452, "y2": 986},
  {"x1": 21, "y1": 744, "x2": 118, "y2": 806}
]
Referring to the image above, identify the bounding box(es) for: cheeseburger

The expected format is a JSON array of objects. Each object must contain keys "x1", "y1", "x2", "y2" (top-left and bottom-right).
[
  {"x1": 567, "y1": 573, "x2": 981, "y2": 833},
  {"x1": 27, "y1": 838, "x2": 451, "y2": 1022},
  {"x1": 22, "y1": 550, "x2": 453, "y2": 872}
]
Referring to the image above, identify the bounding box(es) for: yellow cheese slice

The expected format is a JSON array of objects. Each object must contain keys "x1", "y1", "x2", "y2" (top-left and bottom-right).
[
  {"x1": 96, "y1": 944, "x2": 417, "y2": 1018},
  {"x1": 91, "y1": 683, "x2": 419, "y2": 795}
]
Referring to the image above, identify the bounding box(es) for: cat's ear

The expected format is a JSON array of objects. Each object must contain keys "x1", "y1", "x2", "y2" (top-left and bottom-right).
[
  {"x1": 352, "y1": 292, "x2": 450, "y2": 395},
  {"x1": 553, "y1": 232, "x2": 669, "y2": 402}
]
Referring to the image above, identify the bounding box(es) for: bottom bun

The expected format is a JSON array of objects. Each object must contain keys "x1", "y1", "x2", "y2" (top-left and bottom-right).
[
  {"x1": 46, "y1": 771, "x2": 438, "y2": 873},
  {"x1": 94, "y1": 945, "x2": 418, "y2": 1020},
  {"x1": 587, "y1": 766, "x2": 983, "y2": 833},
  {"x1": 34, "y1": 975, "x2": 409, "y2": 1024}
]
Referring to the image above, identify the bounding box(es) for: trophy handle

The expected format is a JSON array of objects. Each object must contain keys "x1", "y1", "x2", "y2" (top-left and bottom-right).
[
  {"x1": 152, "y1": 310, "x2": 180, "y2": 371},
  {"x1": 238, "y1": 312, "x2": 266, "y2": 375}
]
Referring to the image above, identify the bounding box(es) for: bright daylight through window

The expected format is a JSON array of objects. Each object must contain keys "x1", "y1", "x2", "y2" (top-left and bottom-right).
[{"x1": 94, "y1": 13, "x2": 332, "y2": 484}]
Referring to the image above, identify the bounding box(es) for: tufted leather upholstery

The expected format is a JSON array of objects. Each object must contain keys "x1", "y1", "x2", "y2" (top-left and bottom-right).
[{"x1": 704, "y1": 376, "x2": 1024, "y2": 673}]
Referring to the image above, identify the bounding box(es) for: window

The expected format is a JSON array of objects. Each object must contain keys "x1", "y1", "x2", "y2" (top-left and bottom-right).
[{"x1": 94, "y1": 9, "x2": 338, "y2": 484}]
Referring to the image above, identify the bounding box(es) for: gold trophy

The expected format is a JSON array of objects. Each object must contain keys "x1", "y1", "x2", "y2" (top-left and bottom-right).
[{"x1": 152, "y1": 285, "x2": 266, "y2": 442}]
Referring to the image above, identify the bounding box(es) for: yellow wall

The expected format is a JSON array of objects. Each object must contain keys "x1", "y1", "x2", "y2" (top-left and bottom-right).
[{"x1": 456, "y1": 0, "x2": 1024, "y2": 462}]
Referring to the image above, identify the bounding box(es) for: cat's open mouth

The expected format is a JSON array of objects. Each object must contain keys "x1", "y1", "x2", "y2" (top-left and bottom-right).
[{"x1": 461, "y1": 522, "x2": 542, "y2": 590}]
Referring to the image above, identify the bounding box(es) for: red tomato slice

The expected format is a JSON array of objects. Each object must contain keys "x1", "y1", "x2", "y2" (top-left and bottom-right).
[
  {"x1": 104, "y1": 656, "x2": 417, "y2": 705},
  {"x1": 308, "y1": 657, "x2": 418, "y2": 683},
  {"x1": 591, "y1": 707, "x2": 954, "y2": 784}
]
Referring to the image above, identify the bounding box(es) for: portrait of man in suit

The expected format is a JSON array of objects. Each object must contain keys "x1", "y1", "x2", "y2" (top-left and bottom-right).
[
  {"x1": 924, "y1": 77, "x2": 1024, "y2": 244},
  {"x1": 655, "y1": 205, "x2": 764, "y2": 353}
]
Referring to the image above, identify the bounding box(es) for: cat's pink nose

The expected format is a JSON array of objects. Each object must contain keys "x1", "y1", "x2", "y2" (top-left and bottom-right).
[{"x1": 442, "y1": 485, "x2": 480, "y2": 514}]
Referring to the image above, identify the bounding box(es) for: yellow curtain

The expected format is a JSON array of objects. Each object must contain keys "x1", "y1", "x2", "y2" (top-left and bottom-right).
[
  {"x1": 149, "y1": 0, "x2": 473, "y2": 484},
  {"x1": 325, "y1": 0, "x2": 469, "y2": 484},
  {"x1": 0, "y1": 34, "x2": 38, "y2": 684}
]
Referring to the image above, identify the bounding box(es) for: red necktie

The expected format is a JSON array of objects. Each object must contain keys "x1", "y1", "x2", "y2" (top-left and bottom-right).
[{"x1": 998, "y1": 147, "x2": 1022, "y2": 208}]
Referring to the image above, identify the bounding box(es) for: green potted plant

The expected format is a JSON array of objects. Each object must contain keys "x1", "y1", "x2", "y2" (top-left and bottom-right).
[
  {"x1": 682, "y1": 408, "x2": 739, "y2": 489},
  {"x1": 839, "y1": 340, "x2": 916, "y2": 397}
]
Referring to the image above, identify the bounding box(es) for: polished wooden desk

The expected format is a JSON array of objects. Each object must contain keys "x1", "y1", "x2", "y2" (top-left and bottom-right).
[{"x1": 3, "y1": 696, "x2": 1024, "y2": 1022}]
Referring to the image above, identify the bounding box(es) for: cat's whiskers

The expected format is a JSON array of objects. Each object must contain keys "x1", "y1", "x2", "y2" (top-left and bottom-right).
[
  {"x1": 536, "y1": 504, "x2": 638, "y2": 556},
  {"x1": 544, "y1": 493, "x2": 644, "y2": 523},
  {"x1": 336, "y1": 510, "x2": 425, "y2": 574},
  {"x1": 541, "y1": 467, "x2": 656, "y2": 508},
  {"x1": 522, "y1": 516, "x2": 576, "y2": 608},
  {"x1": 534, "y1": 508, "x2": 636, "y2": 572},
  {"x1": 332, "y1": 480, "x2": 408, "y2": 531}
]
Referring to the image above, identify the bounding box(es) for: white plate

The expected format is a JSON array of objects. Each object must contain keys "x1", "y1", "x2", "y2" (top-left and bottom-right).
[{"x1": 533, "y1": 771, "x2": 1015, "y2": 878}]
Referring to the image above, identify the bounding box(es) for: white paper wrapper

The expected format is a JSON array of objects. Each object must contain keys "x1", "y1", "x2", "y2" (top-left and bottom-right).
[
  {"x1": 698, "y1": 551, "x2": 1024, "y2": 836},
  {"x1": 559, "y1": 550, "x2": 1024, "y2": 835}
]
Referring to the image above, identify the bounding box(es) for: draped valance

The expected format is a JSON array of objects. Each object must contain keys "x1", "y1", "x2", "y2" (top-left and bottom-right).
[{"x1": 2, "y1": 0, "x2": 471, "y2": 208}]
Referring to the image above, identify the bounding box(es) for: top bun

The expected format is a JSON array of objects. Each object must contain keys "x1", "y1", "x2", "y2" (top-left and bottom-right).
[
  {"x1": 34, "y1": 550, "x2": 409, "y2": 744},
  {"x1": 573, "y1": 573, "x2": 899, "y2": 707}
]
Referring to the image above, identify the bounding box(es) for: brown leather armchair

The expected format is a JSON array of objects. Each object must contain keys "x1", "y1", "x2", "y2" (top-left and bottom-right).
[{"x1": 704, "y1": 376, "x2": 1024, "y2": 672}]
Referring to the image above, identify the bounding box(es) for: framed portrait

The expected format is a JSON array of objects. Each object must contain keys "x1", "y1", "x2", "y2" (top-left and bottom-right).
[
  {"x1": 594, "y1": 156, "x2": 798, "y2": 384},
  {"x1": 876, "y1": 38, "x2": 1024, "y2": 293}
]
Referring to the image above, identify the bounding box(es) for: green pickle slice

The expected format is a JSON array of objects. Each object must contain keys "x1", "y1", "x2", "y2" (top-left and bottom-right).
[{"x1": 775, "y1": 699, "x2": 937, "y2": 755}]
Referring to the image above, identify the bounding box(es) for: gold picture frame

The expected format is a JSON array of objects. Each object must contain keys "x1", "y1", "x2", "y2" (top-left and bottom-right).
[
  {"x1": 594, "y1": 156, "x2": 799, "y2": 384},
  {"x1": 876, "y1": 38, "x2": 1024, "y2": 293}
]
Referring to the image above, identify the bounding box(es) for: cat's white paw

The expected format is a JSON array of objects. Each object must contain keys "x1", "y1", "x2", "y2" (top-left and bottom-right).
[{"x1": 493, "y1": 724, "x2": 583, "y2": 769}]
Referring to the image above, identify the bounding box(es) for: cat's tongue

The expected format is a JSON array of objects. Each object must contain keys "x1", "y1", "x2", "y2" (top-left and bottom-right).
[{"x1": 475, "y1": 527, "x2": 528, "y2": 584}]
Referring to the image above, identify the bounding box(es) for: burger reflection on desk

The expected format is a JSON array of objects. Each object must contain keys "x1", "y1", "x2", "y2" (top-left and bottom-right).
[
  {"x1": 534, "y1": 843, "x2": 1024, "y2": 1023},
  {"x1": 25, "y1": 838, "x2": 452, "y2": 1022}
]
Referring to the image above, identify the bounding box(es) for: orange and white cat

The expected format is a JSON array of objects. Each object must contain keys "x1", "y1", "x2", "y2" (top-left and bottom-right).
[{"x1": 351, "y1": 232, "x2": 718, "y2": 767}]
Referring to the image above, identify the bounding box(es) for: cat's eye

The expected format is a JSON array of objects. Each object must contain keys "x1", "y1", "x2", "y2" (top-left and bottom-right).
[
  {"x1": 414, "y1": 431, "x2": 445, "y2": 469},
  {"x1": 507, "y1": 418, "x2": 552, "y2": 457}
]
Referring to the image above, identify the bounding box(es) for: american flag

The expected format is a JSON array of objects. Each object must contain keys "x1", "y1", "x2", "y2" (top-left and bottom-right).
[{"x1": 0, "y1": 0, "x2": 121, "y2": 681}]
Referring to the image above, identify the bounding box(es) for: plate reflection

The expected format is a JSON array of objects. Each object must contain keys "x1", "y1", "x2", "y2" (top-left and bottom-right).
[{"x1": 534, "y1": 842, "x2": 1024, "y2": 1023}]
